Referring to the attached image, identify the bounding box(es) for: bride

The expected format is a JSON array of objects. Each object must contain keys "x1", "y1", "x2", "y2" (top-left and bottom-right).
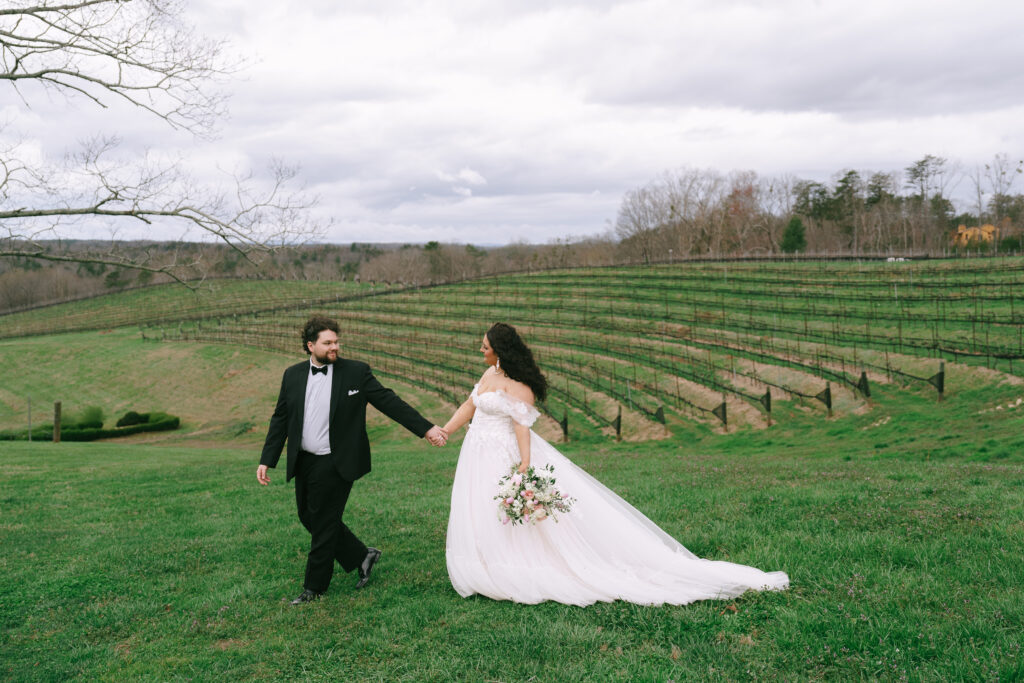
[{"x1": 441, "y1": 323, "x2": 789, "y2": 607}]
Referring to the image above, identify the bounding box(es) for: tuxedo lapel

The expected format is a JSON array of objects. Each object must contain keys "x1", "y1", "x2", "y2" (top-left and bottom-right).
[
  {"x1": 294, "y1": 362, "x2": 310, "y2": 436},
  {"x1": 329, "y1": 359, "x2": 342, "y2": 424}
]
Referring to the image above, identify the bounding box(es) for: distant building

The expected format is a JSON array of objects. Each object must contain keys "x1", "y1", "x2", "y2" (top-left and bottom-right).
[{"x1": 952, "y1": 224, "x2": 999, "y2": 246}]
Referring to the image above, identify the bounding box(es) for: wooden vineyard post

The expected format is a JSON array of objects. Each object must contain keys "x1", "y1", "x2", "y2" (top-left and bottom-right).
[
  {"x1": 857, "y1": 371, "x2": 871, "y2": 401},
  {"x1": 815, "y1": 383, "x2": 832, "y2": 418},
  {"x1": 760, "y1": 389, "x2": 772, "y2": 426},
  {"x1": 53, "y1": 401, "x2": 61, "y2": 443},
  {"x1": 654, "y1": 406, "x2": 667, "y2": 436},
  {"x1": 712, "y1": 396, "x2": 727, "y2": 430},
  {"x1": 928, "y1": 362, "x2": 945, "y2": 401}
]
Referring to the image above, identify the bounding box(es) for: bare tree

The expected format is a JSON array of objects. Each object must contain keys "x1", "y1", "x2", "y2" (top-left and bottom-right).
[
  {"x1": 967, "y1": 164, "x2": 987, "y2": 224},
  {"x1": 659, "y1": 167, "x2": 725, "y2": 256},
  {"x1": 1, "y1": 0, "x2": 318, "y2": 285},
  {"x1": 984, "y1": 153, "x2": 1024, "y2": 228},
  {"x1": 721, "y1": 170, "x2": 764, "y2": 254},
  {"x1": 985, "y1": 153, "x2": 1023, "y2": 198},
  {"x1": 758, "y1": 174, "x2": 797, "y2": 253},
  {"x1": 358, "y1": 246, "x2": 432, "y2": 285},
  {"x1": 614, "y1": 185, "x2": 667, "y2": 263}
]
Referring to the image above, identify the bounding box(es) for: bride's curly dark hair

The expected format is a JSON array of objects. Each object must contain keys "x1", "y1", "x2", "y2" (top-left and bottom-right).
[{"x1": 487, "y1": 322, "x2": 547, "y2": 402}]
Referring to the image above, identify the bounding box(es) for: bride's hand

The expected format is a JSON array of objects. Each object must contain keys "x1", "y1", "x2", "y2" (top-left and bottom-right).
[{"x1": 516, "y1": 462, "x2": 529, "y2": 474}]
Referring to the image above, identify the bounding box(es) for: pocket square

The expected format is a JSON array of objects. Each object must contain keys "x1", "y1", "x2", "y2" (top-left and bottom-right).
[{"x1": 348, "y1": 389, "x2": 360, "y2": 396}]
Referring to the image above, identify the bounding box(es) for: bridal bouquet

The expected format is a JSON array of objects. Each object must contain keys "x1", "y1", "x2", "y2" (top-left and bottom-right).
[{"x1": 495, "y1": 463, "x2": 575, "y2": 525}]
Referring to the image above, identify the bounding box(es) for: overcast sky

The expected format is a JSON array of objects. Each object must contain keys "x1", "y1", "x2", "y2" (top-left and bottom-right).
[{"x1": 9, "y1": 0, "x2": 1024, "y2": 245}]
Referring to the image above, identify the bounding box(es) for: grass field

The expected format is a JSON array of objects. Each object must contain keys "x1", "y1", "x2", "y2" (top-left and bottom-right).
[
  {"x1": 2, "y1": 415, "x2": 1022, "y2": 681},
  {"x1": 2, "y1": 261, "x2": 1023, "y2": 680},
  {"x1": 0, "y1": 279, "x2": 376, "y2": 341}
]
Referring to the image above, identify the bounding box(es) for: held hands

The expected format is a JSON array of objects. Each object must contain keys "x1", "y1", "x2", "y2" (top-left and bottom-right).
[
  {"x1": 258, "y1": 426, "x2": 448, "y2": 486},
  {"x1": 425, "y1": 425, "x2": 449, "y2": 447}
]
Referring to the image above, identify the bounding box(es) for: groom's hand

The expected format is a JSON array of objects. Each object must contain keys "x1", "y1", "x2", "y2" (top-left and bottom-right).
[
  {"x1": 425, "y1": 425, "x2": 448, "y2": 447},
  {"x1": 257, "y1": 464, "x2": 271, "y2": 485}
]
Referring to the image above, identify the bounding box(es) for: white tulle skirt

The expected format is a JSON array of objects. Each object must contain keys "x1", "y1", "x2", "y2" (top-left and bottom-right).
[{"x1": 445, "y1": 413, "x2": 789, "y2": 607}]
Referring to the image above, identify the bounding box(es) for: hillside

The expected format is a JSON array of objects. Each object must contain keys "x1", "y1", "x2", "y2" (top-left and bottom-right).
[
  {"x1": 2, "y1": 259, "x2": 1023, "y2": 680},
  {"x1": 2, "y1": 257, "x2": 1023, "y2": 449},
  {"x1": 144, "y1": 258, "x2": 1024, "y2": 439},
  {"x1": 0, "y1": 329, "x2": 464, "y2": 447}
]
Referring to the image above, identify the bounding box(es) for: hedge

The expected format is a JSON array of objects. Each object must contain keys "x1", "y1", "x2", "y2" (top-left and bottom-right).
[{"x1": 0, "y1": 413, "x2": 180, "y2": 442}]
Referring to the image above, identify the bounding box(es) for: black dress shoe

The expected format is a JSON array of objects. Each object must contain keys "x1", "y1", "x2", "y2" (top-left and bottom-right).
[
  {"x1": 289, "y1": 588, "x2": 322, "y2": 605},
  {"x1": 355, "y1": 547, "x2": 382, "y2": 589}
]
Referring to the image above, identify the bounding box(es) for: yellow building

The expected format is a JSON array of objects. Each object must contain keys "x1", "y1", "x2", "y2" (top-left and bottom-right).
[{"x1": 952, "y1": 224, "x2": 999, "y2": 246}]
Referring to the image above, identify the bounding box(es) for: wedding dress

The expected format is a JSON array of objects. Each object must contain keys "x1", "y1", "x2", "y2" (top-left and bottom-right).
[{"x1": 445, "y1": 385, "x2": 789, "y2": 606}]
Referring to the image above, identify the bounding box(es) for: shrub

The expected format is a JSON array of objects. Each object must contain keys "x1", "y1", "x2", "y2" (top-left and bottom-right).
[
  {"x1": 116, "y1": 411, "x2": 148, "y2": 427},
  {"x1": 998, "y1": 235, "x2": 1023, "y2": 253},
  {"x1": 61, "y1": 406, "x2": 104, "y2": 430},
  {"x1": 0, "y1": 412, "x2": 180, "y2": 442}
]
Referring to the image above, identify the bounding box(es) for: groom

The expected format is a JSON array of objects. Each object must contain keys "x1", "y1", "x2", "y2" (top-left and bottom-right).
[{"x1": 257, "y1": 315, "x2": 448, "y2": 605}]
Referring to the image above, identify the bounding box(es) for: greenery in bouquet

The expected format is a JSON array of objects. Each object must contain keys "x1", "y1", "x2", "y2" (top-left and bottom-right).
[{"x1": 495, "y1": 463, "x2": 575, "y2": 525}]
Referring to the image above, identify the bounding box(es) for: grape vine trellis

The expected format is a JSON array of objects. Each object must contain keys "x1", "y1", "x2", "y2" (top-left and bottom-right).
[{"x1": 140, "y1": 258, "x2": 1024, "y2": 438}]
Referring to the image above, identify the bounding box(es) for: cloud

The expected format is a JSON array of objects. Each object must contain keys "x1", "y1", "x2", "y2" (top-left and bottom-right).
[
  {"x1": 7, "y1": 0, "x2": 1024, "y2": 246},
  {"x1": 437, "y1": 168, "x2": 487, "y2": 186}
]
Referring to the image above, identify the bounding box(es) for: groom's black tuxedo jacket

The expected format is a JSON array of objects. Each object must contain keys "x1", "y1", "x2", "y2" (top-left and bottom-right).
[{"x1": 260, "y1": 358, "x2": 432, "y2": 482}]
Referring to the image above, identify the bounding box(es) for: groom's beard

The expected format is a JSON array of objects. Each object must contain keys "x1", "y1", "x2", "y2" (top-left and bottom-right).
[{"x1": 312, "y1": 350, "x2": 337, "y2": 365}]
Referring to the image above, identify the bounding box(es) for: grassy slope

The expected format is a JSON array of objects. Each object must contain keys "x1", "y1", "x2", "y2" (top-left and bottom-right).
[
  {"x1": 0, "y1": 279, "x2": 376, "y2": 341},
  {"x1": 1, "y1": 270, "x2": 1024, "y2": 680},
  {"x1": 0, "y1": 339, "x2": 1022, "y2": 680},
  {"x1": 2, "y1": 412, "x2": 1022, "y2": 681},
  {"x1": 0, "y1": 329, "x2": 463, "y2": 446},
  {"x1": 141, "y1": 258, "x2": 1024, "y2": 439}
]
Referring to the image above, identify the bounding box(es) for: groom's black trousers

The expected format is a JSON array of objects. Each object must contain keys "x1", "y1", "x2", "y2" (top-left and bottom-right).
[{"x1": 294, "y1": 449, "x2": 368, "y2": 593}]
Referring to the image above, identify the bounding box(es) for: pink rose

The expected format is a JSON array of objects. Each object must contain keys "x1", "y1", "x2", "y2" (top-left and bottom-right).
[{"x1": 522, "y1": 490, "x2": 534, "y2": 499}]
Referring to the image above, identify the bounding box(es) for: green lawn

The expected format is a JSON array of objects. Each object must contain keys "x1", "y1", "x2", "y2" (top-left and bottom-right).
[
  {"x1": 3, "y1": 263, "x2": 1023, "y2": 680},
  {"x1": 3, "y1": 420, "x2": 1022, "y2": 680}
]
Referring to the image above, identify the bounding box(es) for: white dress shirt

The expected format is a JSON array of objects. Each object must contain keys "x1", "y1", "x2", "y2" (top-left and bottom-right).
[{"x1": 301, "y1": 360, "x2": 332, "y2": 454}]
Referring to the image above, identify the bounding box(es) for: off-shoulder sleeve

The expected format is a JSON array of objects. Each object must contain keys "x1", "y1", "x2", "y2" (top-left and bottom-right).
[{"x1": 506, "y1": 396, "x2": 541, "y2": 428}]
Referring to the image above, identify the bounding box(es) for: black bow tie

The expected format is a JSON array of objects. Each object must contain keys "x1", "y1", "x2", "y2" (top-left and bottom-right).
[{"x1": 311, "y1": 365, "x2": 328, "y2": 376}]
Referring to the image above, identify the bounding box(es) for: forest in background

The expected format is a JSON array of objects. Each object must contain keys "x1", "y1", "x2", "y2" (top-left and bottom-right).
[
  {"x1": 3, "y1": 153, "x2": 1022, "y2": 314},
  {"x1": 613, "y1": 154, "x2": 1024, "y2": 261}
]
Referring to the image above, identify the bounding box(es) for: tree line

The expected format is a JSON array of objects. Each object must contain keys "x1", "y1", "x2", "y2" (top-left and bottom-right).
[
  {"x1": 0, "y1": 239, "x2": 623, "y2": 312},
  {"x1": 614, "y1": 154, "x2": 1024, "y2": 261}
]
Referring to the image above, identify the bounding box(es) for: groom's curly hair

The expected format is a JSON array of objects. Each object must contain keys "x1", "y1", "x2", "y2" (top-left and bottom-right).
[
  {"x1": 302, "y1": 315, "x2": 340, "y2": 355},
  {"x1": 487, "y1": 322, "x2": 547, "y2": 402}
]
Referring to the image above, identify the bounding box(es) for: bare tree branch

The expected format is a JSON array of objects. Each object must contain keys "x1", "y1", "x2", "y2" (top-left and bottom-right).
[
  {"x1": 1, "y1": 136, "x2": 320, "y2": 281},
  {"x1": 1, "y1": 0, "x2": 232, "y2": 134},
  {"x1": 1, "y1": 1, "x2": 322, "y2": 285}
]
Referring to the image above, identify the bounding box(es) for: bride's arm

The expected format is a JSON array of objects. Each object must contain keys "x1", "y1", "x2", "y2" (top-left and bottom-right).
[
  {"x1": 507, "y1": 383, "x2": 536, "y2": 473},
  {"x1": 442, "y1": 396, "x2": 476, "y2": 435},
  {"x1": 444, "y1": 372, "x2": 492, "y2": 435},
  {"x1": 513, "y1": 422, "x2": 531, "y2": 473}
]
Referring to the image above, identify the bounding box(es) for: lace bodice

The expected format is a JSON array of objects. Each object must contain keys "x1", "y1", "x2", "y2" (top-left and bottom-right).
[{"x1": 470, "y1": 384, "x2": 540, "y2": 430}]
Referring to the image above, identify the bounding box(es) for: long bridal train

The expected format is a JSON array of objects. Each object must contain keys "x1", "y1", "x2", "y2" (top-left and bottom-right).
[{"x1": 446, "y1": 386, "x2": 789, "y2": 607}]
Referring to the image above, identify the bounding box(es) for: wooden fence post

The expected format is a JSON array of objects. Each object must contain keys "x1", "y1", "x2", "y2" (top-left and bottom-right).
[{"x1": 53, "y1": 401, "x2": 61, "y2": 443}]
